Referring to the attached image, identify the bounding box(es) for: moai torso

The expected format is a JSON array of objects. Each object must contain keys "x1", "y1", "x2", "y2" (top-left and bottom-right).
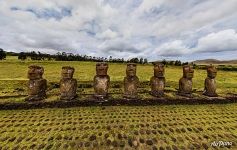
[
  {"x1": 94, "y1": 76, "x2": 110, "y2": 96},
  {"x1": 124, "y1": 63, "x2": 139, "y2": 99},
  {"x1": 179, "y1": 78, "x2": 192, "y2": 94},
  {"x1": 178, "y1": 65, "x2": 194, "y2": 97},
  {"x1": 94, "y1": 63, "x2": 110, "y2": 99},
  {"x1": 26, "y1": 65, "x2": 47, "y2": 101},
  {"x1": 150, "y1": 63, "x2": 165, "y2": 97},
  {"x1": 28, "y1": 79, "x2": 47, "y2": 96},
  {"x1": 203, "y1": 65, "x2": 218, "y2": 97},
  {"x1": 60, "y1": 66, "x2": 77, "y2": 100}
]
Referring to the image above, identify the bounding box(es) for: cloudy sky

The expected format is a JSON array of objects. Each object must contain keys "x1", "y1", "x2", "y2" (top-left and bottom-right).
[{"x1": 0, "y1": 0, "x2": 237, "y2": 61}]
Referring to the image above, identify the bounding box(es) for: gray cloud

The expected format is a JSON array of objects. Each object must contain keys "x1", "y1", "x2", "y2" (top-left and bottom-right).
[
  {"x1": 194, "y1": 29, "x2": 237, "y2": 53},
  {"x1": 0, "y1": 0, "x2": 237, "y2": 61}
]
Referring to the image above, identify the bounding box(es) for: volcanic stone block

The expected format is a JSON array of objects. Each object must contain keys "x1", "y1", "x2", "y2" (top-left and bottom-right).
[
  {"x1": 60, "y1": 66, "x2": 77, "y2": 100},
  {"x1": 93, "y1": 62, "x2": 110, "y2": 99},
  {"x1": 124, "y1": 63, "x2": 139, "y2": 99},
  {"x1": 25, "y1": 65, "x2": 47, "y2": 101},
  {"x1": 178, "y1": 65, "x2": 194, "y2": 97},
  {"x1": 150, "y1": 63, "x2": 165, "y2": 97},
  {"x1": 203, "y1": 64, "x2": 218, "y2": 97}
]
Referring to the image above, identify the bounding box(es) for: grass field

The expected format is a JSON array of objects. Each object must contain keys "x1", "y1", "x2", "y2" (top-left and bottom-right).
[
  {"x1": 0, "y1": 57, "x2": 237, "y2": 149},
  {"x1": 1, "y1": 56, "x2": 237, "y2": 103},
  {"x1": 0, "y1": 104, "x2": 236, "y2": 150}
]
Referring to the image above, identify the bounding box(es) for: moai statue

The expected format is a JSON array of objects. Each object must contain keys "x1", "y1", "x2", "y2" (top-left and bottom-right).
[
  {"x1": 150, "y1": 63, "x2": 165, "y2": 97},
  {"x1": 124, "y1": 63, "x2": 139, "y2": 99},
  {"x1": 178, "y1": 65, "x2": 194, "y2": 97},
  {"x1": 60, "y1": 66, "x2": 77, "y2": 100},
  {"x1": 203, "y1": 64, "x2": 218, "y2": 97},
  {"x1": 93, "y1": 62, "x2": 110, "y2": 99},
  {"x1": 25, "y1": 65, "x2": 47, "y2": 101}
]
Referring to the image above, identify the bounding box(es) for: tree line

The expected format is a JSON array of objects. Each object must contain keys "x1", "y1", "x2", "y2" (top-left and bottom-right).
[
  {"x1": 160, "y1": 59, "x2": 191, "y2": 66},
  {"x1": 0, "y1": 49, "x2": 149, "y2": 64},
  {"x1": 0, "y1": 48, "x2": 193, "y2": 66},
  {"x1": 17, "y1": 51, "x2": 149, "y2": 64},
  {"x1": 0, "y1": 48, "x2": 6, "y2": 60}
]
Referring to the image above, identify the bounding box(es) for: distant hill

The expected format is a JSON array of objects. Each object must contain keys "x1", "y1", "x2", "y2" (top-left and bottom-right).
[{"x1": 193, "y1": 59, "x2": 237, "y2": 65}]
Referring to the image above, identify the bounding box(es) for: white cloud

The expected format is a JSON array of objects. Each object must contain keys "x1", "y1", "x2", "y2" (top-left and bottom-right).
[
  {"x1": 155, "y1": 40, "x2": 189, "y2": 56},
  {"x1": 0, "y1": 0, "x2": 237, "y2": 61},
  {"x1": 96, "y1": 29, "x2": 118, "y2": 39},
  {"x1": 194, "y1": 29, "x2": 237, "y2": 52}
]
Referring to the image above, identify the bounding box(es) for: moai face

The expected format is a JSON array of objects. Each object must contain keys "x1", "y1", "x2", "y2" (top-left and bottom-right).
[
  {"x1": 154, "y1": 63, "x2": 165, "y2": 78},
  {"x1": 183, "y1": 65, "x2": 194, "y2": 79},
  {"x1": 27, "y1": 65, "x2": 44, "y2": 80},
  {"x1": 96, "y1": 63, "x2": 108, "y2": 76},
  {"x1": 61, "y1": 66, "x2": 75, "y2": 79},
  {"x1": 126, "y1": 63, "x2": 137, "y2": 77},
  {"x1": 207, "y1": 65, "x2": 217, "y2": 79}
]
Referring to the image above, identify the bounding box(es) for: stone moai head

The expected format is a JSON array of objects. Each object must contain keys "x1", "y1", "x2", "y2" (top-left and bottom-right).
[
  {"x1": 183, "y1": 65, "x2": 194, "y2": 79},
  {"x1": 96, "y1": 62, "x2": 108, "y2": 76},
  {"x1": 154, "y1": 63, "x2": 165, "y2": 78},
  {"x1": 28, "y1": 65, "x2": 44, "y2": 80},
  {"x1": 61, "y1": 66, "x2": 75, "y2": 79},
  {"x1": 207, "y1": 65, "x2": 217, "y2": 79},
  {"x1": 126, "y1": 63, "x2": 137, "y2": 77},
  {"x1": 26, "y1": 65, "x2": 47, "y2": 101}
]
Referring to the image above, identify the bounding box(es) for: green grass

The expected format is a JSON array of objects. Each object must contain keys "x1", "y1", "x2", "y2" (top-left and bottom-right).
[
  {"x1": 0, "y1": 57, "x2": 236, "y2": 149},
  {"x1": 0, "y1": 104, "x2": 236, "y2": 149},
  {"x1": 0, "y1": 58, "x2": 237, "y2": 101}
]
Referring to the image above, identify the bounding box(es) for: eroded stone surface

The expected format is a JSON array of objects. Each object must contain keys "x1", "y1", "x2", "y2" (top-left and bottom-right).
[
  {"x1": 60, "y1": 66, "x2": 77, "y2": 100},
  {"x1": 26, "y1": 65, "x2": 47, "y2": 101},
  {"x1": 150, "y1": 63, "x2": 165, "y2": 97},
  {"x1": 178, "y1": 65, "x2": 194, "y2": 97},
  {"x1": 124, "y1": 63, "x2": 139, "y2": 99},
  {"x1": 94, "y1": 62, "x2": 110, "y2": 99},
  {"x1": 203, "y1": 64, "x2": 218, "y2": 97}
]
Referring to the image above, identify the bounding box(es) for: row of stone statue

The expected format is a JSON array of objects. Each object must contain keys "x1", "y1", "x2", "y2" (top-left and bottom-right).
[{"x1": 26, "y1": 63, "x2": 217, "y2": 101}]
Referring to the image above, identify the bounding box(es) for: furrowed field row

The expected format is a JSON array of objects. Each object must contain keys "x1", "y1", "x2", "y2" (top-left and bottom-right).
[{"x1": 0, "y1": 104, "x2": 236, "y2": 149}]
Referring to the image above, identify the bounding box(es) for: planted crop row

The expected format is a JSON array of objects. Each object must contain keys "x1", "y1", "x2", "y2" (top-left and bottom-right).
[{"x1": 0, "y1": 104, "x2": 236, "y2": 149}]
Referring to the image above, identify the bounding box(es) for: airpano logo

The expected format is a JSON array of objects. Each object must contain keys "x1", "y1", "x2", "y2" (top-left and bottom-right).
[{"x1": 211, "y1": 141, "x2": 232, "y2": 147}]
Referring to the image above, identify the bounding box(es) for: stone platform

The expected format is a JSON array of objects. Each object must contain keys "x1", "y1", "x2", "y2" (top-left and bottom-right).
[{"x1": 0, "y1": 96, "x2": 237, "y2": 110}]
